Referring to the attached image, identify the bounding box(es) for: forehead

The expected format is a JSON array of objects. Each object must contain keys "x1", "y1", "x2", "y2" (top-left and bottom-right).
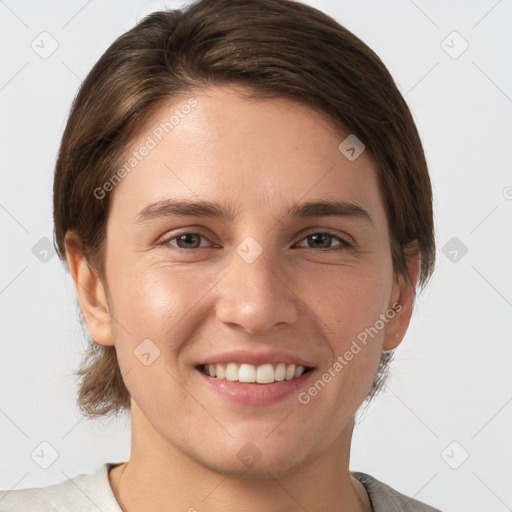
[{"x1": 109, "y1": 86, "x2": 386, "y2": 226}]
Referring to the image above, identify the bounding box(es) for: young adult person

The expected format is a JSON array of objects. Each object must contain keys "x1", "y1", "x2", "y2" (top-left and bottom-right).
[{"x1": 0, "y1": 1, "x2": 441, "y2": 510}]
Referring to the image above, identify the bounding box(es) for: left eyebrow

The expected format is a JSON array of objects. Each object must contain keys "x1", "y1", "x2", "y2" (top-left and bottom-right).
[
  {"x1": 135, "y1": 198, "x2": 373, "y2": 226},
  {"x1": 286, "y1": 200, "x2": 373, "y2": 225}
]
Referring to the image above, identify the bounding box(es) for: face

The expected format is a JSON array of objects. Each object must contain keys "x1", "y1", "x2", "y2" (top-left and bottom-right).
[{"x1": 80, "y1": 85, "x2": 409, "y2": 477}]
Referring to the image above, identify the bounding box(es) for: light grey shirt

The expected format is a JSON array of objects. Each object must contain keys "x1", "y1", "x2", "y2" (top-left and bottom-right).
[{"x1": 0, "y1": 463, "x2": 442, "y2": 511}]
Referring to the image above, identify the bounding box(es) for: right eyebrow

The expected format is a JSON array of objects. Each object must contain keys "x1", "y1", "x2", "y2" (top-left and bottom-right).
[{"x1": 135, "y1": 199, "x2": 239, "y2": 223}]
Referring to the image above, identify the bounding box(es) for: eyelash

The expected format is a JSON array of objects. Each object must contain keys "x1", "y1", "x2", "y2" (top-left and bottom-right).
[{"x1": 159, "y1": 230, "x2": 353, "y2": 252}]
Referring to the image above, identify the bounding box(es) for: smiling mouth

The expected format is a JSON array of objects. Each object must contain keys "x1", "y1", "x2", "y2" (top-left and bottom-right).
[{"x1": 196, "y1": 363, "x2": 312, "y2": 384}]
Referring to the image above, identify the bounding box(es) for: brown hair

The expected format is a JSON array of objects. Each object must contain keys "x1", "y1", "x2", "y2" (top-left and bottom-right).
[{"x1": 53, "y1": 0, "x2": 435, "y2": 419}]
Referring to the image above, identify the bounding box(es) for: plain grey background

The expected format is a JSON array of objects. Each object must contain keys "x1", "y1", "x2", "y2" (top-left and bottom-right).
[{"x1": 1, "y1": 1, "x2": 511, "y2": 511}]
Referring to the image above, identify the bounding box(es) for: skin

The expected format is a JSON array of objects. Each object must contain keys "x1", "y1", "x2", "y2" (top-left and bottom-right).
[{"x1": 65, "y1": 85, "x2": 419, "y2": 512}]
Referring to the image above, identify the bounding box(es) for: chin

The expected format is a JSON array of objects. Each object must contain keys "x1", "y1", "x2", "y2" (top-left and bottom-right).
[
  {"x1": 188, "y1": 436, "x2": 313, "y2": 480},
  {"x1": 199, "y1": 452, "x2": 308, "y2": 480}
]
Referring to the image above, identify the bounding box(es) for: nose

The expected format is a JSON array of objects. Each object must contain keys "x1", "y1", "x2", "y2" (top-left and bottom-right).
[{"x1": 215, "y1": 245, "x2": 299, "y2": 335}]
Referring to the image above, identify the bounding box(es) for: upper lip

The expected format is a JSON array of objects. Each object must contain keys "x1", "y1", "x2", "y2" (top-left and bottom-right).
[{"x1": 196, "y1": 350, "x2": 315, "y2": 368}]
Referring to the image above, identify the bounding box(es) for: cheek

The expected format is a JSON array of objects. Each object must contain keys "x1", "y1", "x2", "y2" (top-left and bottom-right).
[
  {"x1": 106, "y1": 258, "x2": 225, "y2": 366},
  {"x1": 106, "y1": 265, "x2": 202, "y2": 415},
  {"x1": 105, "y1": 258, "x2": 189, "y2": 351},
  {"x1": 106, "y1": 240, "x2": 394, "y2": 359},
  {"x1": 309, "y1": 264, "x2": 394, "y2": 343},
  {"x1": 306, "y1": 263, "x2": 393, "y2": 398}
]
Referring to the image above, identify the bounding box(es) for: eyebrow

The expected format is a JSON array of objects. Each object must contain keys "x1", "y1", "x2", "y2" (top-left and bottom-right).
[{"x1": 135, "y1": 198, "x2": 373, "y2": 225}]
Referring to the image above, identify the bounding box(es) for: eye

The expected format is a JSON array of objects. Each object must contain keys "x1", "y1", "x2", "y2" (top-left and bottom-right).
[
  {"x1": 165, "y1": 232, "x2": 213, "y2": 250},
  {"x1": 296, "y1": 232, "x2": 352, "y2": 250}
]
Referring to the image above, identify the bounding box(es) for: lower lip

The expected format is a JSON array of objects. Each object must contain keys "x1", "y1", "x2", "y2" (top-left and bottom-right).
[{"x1": 194, "y1": 368, "x2": 315, "y2": 405}]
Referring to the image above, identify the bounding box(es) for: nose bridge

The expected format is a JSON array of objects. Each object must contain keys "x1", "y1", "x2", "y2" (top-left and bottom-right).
[
  {"x1": 236, "y1": 239, "x2": 278, "y2": 293},
  {"x1": 215, "y1": 239, "x2": 298, "y2": 334}
]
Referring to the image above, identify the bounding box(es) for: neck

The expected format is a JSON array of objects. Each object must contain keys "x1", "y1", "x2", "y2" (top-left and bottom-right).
[{"x1": 109, "y1": 404, "x2": 372, "y2": 512}]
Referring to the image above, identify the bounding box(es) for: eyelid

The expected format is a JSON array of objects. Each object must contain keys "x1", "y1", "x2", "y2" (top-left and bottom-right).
[
  {"x1": 296, "y1": 232, "x2": 352, "y2": 249},
  {"x1": 157, "y1": 228, "x2": 214, "y2": 247},
  {"x1": 296, "y1": 227, "x2": 354, "y2": 247}
]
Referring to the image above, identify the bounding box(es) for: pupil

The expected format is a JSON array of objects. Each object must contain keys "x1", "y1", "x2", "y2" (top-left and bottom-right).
[
  {"x1": 179, "y1": 234, "x2": 200, "y2": 249},
  {"x1": 311, "y1": 233, "x2": 330, "y2": 248}
]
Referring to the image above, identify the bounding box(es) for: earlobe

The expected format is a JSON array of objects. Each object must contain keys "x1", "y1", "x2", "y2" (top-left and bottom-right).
[
  {"x1": 64, "y1": 232, "x2": 115, "y2": 347},
  {"x1": 382, "y1": 249, "x2": 421, "y2": 351}
]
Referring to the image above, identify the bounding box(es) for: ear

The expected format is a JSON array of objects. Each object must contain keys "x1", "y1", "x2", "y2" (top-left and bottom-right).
[
  {"x1": 382, "y1": 247, "x2": 421, "y2": 351},
  {"x1": 64, "y1": 232, "x2": 114, "y2": 347}
]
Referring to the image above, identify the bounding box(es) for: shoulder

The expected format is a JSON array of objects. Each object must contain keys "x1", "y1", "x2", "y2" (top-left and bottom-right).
[
  {"x1": 352, "y1": 471, "x2": 443, "y2": 512},
  {"x1": 0, "y1": 463, "x2": 122, "y2": 512}
]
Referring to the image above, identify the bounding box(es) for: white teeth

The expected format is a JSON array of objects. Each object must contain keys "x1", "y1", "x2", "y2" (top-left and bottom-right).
[
  {"x1": 274, "y1": 363, "x2": 286, "y2": 381},
  {"x1": 215, "y1": 364, "x2": 225, "y2": 379},
  {"x1": 201, "y1": 362, "x2": 309, "y2": 384},
  {"x1": 238, "y1": 363, "x2": 256, "y2": 383},
  {"x1": 285, "y1": 364, "x2": 296, "y2": 380},
  {"x1": 225, "y1": 363, "x2": 239, "y2": 381},
  {"x1": 256, "y1": 364, "x2": 274, "y2": 384}
]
